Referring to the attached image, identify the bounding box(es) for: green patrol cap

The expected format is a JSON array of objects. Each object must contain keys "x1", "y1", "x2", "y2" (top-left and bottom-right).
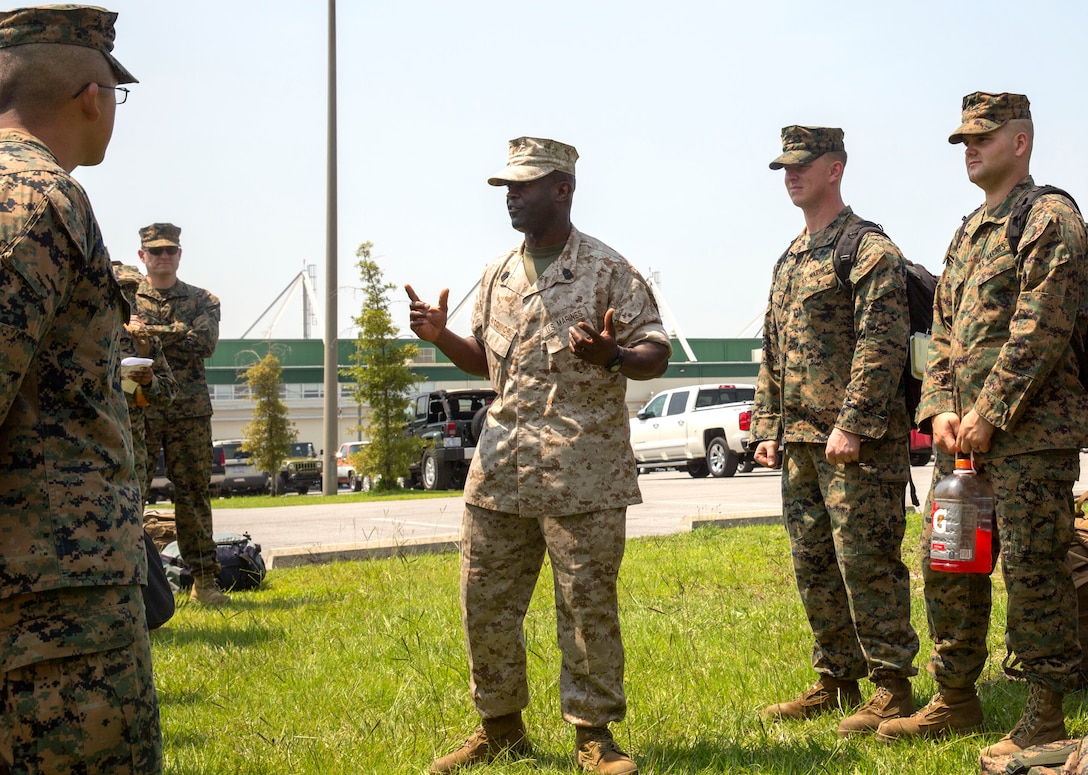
[
  {"x1": 139, "y1": 222, "x2": 180, "y2": 248},
  {"x1": 769, "y1": 126, "x2": 845, "y2": 170},
  {"x1": 948, "y1": 92, "x2": 1031, "y2": 144},
  {"x1": 487, "y1": 136, "x2": 578, "y2": 186},
  {"x1": 0, "y1": 5, "x2": 136, "y2": 84}
]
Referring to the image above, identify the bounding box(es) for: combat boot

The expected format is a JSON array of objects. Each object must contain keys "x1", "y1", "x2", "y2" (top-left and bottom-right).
[
  {"x1": 575, "y1": 726, "x2": 637, "y2": 775},
  {"x1": 982, "y1": 683, "x2": 1066, "y2": 757},
  {"x1": 761, "y1": 676, "x2": 862, "y2": 721},
  {"x1": 430, "y1": 712, "x2": 528, "y2": 774},
  {"x1": 837, "y1": 677, "x2": 914, "y2": 736},
  {"x1": 876, "y1": 685, "x2": 984, "y2": 741},
  {"x1": 190, "y1": 576, "x2": 231, "y2": 606}
]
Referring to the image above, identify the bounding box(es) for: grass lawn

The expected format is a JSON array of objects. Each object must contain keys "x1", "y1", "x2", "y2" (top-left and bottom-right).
[
  {"x1": 152, "y1": 513, "x2": 1083, "y2": 774},
  {"x1": 148, "y1": 487, "x2": 456, "y2": 511}
]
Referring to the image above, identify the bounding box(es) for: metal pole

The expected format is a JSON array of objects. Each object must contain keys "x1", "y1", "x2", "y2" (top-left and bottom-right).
[{"x1": 322, "y1": 0, "x2": 338, "y2": 494}]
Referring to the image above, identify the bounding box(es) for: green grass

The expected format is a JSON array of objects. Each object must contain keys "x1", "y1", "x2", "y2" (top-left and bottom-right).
[{"x1": 152, "y1": 513, "x2": 1081, "y2": 774}]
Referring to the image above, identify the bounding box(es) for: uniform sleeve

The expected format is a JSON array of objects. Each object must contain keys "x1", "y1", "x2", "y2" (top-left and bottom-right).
[
  {"x1": 753, "y1": 273, "x2": 783, "y2": 442},
  {"x1": 610, "y1": 268, "x2": 671, "y2": 354},
  {"x1": 835, "y1": 234, "x2": 909, "y2": 437},
  {"x1": 0, "y1": 199, "x2": 76, "y2": 423},
  {"x1": 141, "y1": 337, "x2": 178, "y2": 408},
  {"x1": 975, "y1": 197, "x2": 1088, "y2": 429},
  {"x1": 142, "y1": 289, "x2": 220, "y2": 358}
]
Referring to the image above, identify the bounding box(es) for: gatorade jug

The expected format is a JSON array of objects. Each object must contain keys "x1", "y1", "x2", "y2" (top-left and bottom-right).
[{"x1": 929, "y1": 454, "x2": 994, "y2": 573}]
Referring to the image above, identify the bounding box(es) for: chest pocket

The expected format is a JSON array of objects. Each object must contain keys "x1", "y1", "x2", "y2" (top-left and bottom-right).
[
  {"x1": 484, "y1": 321, "x2": 514, "y2": 359},
  {"x1": 798, "y1": 258, "x2": 839, "y2": 303}
]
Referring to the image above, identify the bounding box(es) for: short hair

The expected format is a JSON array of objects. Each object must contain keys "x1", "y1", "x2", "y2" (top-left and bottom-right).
[
  {"x1": 0, "y1": 43, "x2": 112, "y2": 114},
  {"x1": 549, "y1": 169, "x2": 576, "y2": 191},
  {"x1": 1007, "y1": 117, "x2": 1034, "y2": 145},
  {"x1": 825, "y1": 150, "x2": 848, "y2": 167}
]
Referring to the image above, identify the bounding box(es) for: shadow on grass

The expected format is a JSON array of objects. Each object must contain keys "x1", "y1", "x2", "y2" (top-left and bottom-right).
[{"x1": 640, "y1": 734, "x2": 863, "y2": 773}]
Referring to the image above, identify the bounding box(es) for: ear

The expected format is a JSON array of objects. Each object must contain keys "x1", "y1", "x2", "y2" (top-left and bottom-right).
[
  {"x1": 827, "y1": 159, "x2": 845, "y2": 184},
  {"x1": 1013, "y1": 130, "x2": 1030, "y2": 158},
  {"x1": 75, "y1": 82, "x2": 102, "y2": 122},
  {"x1": 137, "y1": 249, "x2": 149, "y2": 265},
  {"x1": 554, "y1": 179, "x2": 573, "y2": 203}
]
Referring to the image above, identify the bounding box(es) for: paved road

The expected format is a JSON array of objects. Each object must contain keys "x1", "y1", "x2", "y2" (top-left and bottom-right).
[{"x1": 206, "y1": 461, "x2": 941, "y2": 558}]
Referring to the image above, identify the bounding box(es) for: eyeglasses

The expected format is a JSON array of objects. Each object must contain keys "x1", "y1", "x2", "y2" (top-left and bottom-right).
[
  {"x1": 146, "y1": 246, "x2": 178, "y2": 257},
  {"x1": 71, "y1": 83, "x2": 130, "y2": 104}
]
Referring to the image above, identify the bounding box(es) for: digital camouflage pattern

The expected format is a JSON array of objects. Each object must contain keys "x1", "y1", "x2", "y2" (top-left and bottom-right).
[
  {"x1": 782, "y1": 441, "x2": 918, "y2": 681},
  {"x1": 753, "y1": 207, "x2": 911, "y2": 445},
  {"x1": 0, "y1": 128, "x2": 160, "y2": 770},
  {"x1": 948, "y1": 91, "x2": 1031, "y2": 144},
  {"x1": 0, "y1": 587, "x2": 160, "y2": 773},
  {"x1": 753, "y1": 206, "x2": 916, "y2": 684},
  {"x1": 768, "y1": 125, "x2": 846, "y2": 170},
  {"x1": 461, "y1": 504, "x2": 627, "y2": 726},
  {"x1": 114, "y1": 261, "x2": 177, "y2": 503},
  {"x1": 914, "y1": 99, "x2": 1088, "y2": 751},
  {"x1": 0, "y1": 4, "x2": 137, "y2": 84},
  {"x1": 136, "y1": 271, "x2": 221, "y2": 579},
  {"x1": 979, "y1": 738, "x2": 1079, "y2": 775},
  {"x1": 466, "y1": 225, "x2": 671, "y2": 518},
  {"x1": 139, "y1": 221, "x2": 180, "y2": 247},
  {"x1": 135, "y1": 277, "x2": 219, "y2": 420},
  {"x1": 917, "y1": 178, "x2": 1088, "y2": 455},
  {"x1": 920, "y1": 447, "x2": 1081, "y2": 694},
  {"x1": 917, "y1": 177, "x2": 1088, "y2": 694},
  {"x1": 487, "y1": 136, "x2": 579, "y2": 185}
]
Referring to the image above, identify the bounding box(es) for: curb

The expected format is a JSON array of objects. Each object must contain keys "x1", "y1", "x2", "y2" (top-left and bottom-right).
[
  {"x1": 688, "y1": 510, "x2": 781, "y2": 531},
  {"x1": 264, "y1": 512, "x2": 784, "y2": 569},
  {"x1": 266, "y1": 534, "x2": 461, "y2": 569}
]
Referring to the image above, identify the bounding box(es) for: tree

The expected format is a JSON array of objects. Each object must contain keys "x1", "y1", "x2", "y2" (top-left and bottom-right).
[
  {"x1": 341, "y1": 242, "x2": 422, "y2": 491},
  {"x1": 240, "y1": 351, "x2": 296, "y2": 496}
]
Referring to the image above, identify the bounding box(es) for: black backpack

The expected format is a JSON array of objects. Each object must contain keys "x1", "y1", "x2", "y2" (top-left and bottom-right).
[
  {"x1": 831, "y1": 220, "x2": 938, "y2": 432},
  {"x1": 160, "y1": 531, "x2": 267, "y2": 593}
]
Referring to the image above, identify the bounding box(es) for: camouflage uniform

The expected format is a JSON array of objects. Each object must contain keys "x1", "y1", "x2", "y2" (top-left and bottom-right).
[
  {"x1": 113, "y1": 263, "x2": 177, "y2": 504},
  {"x1": 0, "y1": 8, "x2": 160, "y2": 767},
  {"x1": 753, "y1": 203, "x2": 919, "y2": 683},
  {"x1": 463, "y1": 225, "x2": 671, "y2": 726},
  {"x1": 135, "y1": 231, "x2": 222, "y2": 580},
  {"x1": 917, "y1": 177, "x2": 1088, "y2": 693}
]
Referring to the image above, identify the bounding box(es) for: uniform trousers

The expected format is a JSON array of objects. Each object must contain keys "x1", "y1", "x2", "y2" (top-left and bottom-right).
[
  {"x1": 461, "y1": 503, "x2": 627, "y2": 727},
  {"x1": 921, "y1": 449, "x2": 1081, "y2": 693},
  {"x1": 783, "y1": 441, "x2": 918, "y2": 681},
  {"x1": 0, "y1": 586, "x2": 161, "y2": 774},
  {"x1": 145, "y1": 414, "x2": 219, "y2": 579}
]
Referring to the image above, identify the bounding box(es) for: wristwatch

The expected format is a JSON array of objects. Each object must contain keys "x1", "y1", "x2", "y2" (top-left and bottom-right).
[{"x1": 605, "y1": 348, "x2": 624, "y2": 373}]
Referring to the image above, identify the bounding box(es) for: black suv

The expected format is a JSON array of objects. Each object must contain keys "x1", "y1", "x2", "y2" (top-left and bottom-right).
[{"x1": 405, "y1": 389, "x2": 496, "y2": 490}]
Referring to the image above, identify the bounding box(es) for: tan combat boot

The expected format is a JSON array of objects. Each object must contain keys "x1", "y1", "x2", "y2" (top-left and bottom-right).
[
  {"x1": 876, "y1": 685, "x2": 984, "y2": 741},
  {"x1": 837, "y1": 677, "x2": 914, "y2": 736},
  {"x1": 575, "y1": 726, "x2": 637, "y2": 775},
  {"x1": 982, "y1": 683, "x2": 1066, "y2": 757},
  {"x1": 429, "y1": 713, "x2": 528, "y2": 774},
  {"x1": 761, "y1": 676, "x2": 863, "y2": 721},
  {"x1": 190, "y1": 576, "x2": 231, "y2": 606}
]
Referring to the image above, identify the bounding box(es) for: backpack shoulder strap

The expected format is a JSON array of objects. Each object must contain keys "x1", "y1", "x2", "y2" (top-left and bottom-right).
[
  {"x1": 1007, "y1": 185, "x2": 1081, "y2": 255},
  {"x1": 832, "y1": 219, "x2": 885, "y2": 292}
]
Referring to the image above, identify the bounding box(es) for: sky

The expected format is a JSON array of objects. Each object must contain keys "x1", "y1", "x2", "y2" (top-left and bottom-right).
[{"x1": 75, "y1": 0, "x2": 1088, "y2": 344}]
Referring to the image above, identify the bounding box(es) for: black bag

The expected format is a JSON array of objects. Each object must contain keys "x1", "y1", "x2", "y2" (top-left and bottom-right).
[
  {"x1": 159, "y1": 532, "x2": 266, "y2": 593},
  {"x1": 214, "y1": 532, "x2": 267, "y2": 591},
  {"x1": 831, "y1": 220, "x2": 938, "y2": 431},
  {"x1": 142, "y1": 530, "x2": 175, "y2": 630}
]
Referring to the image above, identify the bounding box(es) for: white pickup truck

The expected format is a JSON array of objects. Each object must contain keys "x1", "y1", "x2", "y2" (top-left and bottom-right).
[{"x1": 629, "y1": 383, "x2": 756, "y2": 478}]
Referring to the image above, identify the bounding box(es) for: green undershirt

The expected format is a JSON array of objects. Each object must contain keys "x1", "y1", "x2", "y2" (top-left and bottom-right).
[{"x1": 522, "y1": 243, "x2": 565, "y2": 286}]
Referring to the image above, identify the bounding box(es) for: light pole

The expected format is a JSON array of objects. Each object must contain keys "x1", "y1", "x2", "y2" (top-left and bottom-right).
[{"x1": 322, "y1": 0, "x2": 338, "y2": 494}]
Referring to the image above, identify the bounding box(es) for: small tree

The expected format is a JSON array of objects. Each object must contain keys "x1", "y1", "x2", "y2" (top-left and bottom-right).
[
  {"x1": 341, "y1": 241, "x2": 422, "y2": 490},
  {"x1": 240, "y1": 351, "x2": 296, "y2": 496}
]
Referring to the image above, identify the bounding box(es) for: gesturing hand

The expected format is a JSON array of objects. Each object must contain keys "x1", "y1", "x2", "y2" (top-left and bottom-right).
[{"x1": 405, "y1": 284, "x2": 449, "y2": 343}]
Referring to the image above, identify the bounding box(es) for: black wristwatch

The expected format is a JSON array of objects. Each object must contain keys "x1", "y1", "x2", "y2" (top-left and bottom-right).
[{"x1": 605, "y1": 348, "x2": 624, "y2": 373}]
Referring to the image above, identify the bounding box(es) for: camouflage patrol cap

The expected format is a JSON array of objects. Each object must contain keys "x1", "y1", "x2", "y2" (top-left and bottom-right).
[
  {"x1": 948, "y1": 92, "x2": 1031, "y2": 144},
  {"x1": 769, "y1": 126, "x2": 845, "y2": 170},
  {"x1": 487, "y1": 136, "x2": 578, "y2": 186},
  {"x1": 139, "y1": 222, "x2": 180, "y2": 248},
  {"x1": 0, "y1": 5, "x2": 137, "y2": 85}
]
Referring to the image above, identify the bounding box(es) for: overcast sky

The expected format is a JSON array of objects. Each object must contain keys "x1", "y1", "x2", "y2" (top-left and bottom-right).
[{"x1": 75, "y1": 0, "x2": 1088, "y2": 343}]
